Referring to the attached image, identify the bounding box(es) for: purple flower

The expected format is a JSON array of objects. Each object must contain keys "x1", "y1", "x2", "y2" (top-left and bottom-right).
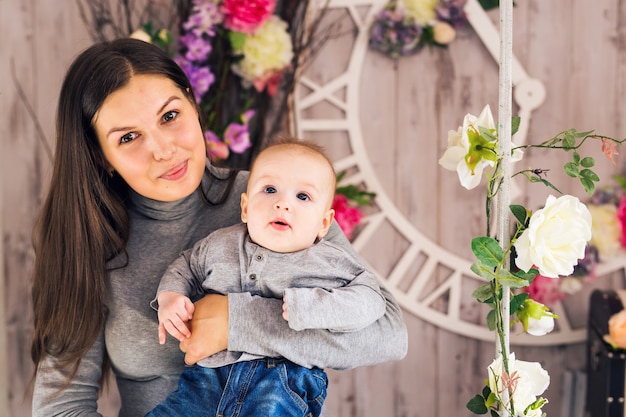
[
  {"x1": 368, "y1": 8, "x2": 423, "y2": 59},
  {"x1": 180, "y1": 32, "x2": 212, "y2": 62},
  {"x1": 435, "y1": 0, "x2": 468, "y2": 28},
  {"x1": 183, "y1": 0, "x2": 223, "y2": 37},
  {"x1": 223, "y1": 112, "x2": 255, "y2": 154},
  {"x1": 175, "y1": 56, "x2": 214, "y2": 101}
]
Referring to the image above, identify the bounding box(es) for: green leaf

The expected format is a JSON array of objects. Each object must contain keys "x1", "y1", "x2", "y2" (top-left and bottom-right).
[
  {"x1": 537, "y1": 178, "x2": 563, "y2": 194},
  {"x1": 511, "y1": 116, "x2": 521, "y2": 136},
  {"x1": 497, "y1": 269, "x2": 530, "y2": 289},
  {"x1": 482, "y1": 385, "x2": 492, "y2": 399},
  {"x1": 572, "y1": 151, "x2": 580, "y2": 164},
  {"x1": 580, "y1": 169, "x2": 600, "y2": 183},
  {"x1": 472, "y1": 283, "x2": 495, "y2": 302},
  {"x1": 471, "y1": 237, "x2": 503, "y2": 267},
  {"x1": 564, "y1": 162, "x2": 579, "y2": 177},
  {"x1": 467, "y1": 395, "x2": 489, "y2": 414},
  {"x1": 228, "y1": 31, "x2": 247, "y2": 50},
  {"x1": 580, "y1": 157, "x2": 595, "y2": 168},
  {"x1": 511, "y1": 293, "x2": 529, "y2": 314},
  {"x1": 490, "y1": 410, "x2": 500, "y2": 417},
  {"x1": 563, "y1": 131, "x2": 576, "y2": 148},
  {"x1": 576, "y1": 129, "x2": 595, "y2": 137},
  {"x1": 515, "y1": 268, "x2": 538, "y2": 281},
  {"x1": 510, "y1": 204, "x2": 528, "y2": 226},
  {"x1": 471, "y1": 262, "x2": 497, "y2": 281},
  {"x1": 580, "y1": 177, "x2": 596, "y2": 195},
  {"x1": 487, "y1": 309, "x2": 496, "y2": 331}
]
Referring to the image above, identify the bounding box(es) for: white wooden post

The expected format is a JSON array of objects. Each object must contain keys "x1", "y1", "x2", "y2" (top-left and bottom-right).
[{"x1": 496, "y1": 0, "x2": 513, "y2": 412}]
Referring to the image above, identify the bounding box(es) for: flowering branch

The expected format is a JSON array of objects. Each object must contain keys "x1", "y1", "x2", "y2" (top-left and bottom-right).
[{"x1": 440, "y1": 104, "x2": 623, "y2": 417}]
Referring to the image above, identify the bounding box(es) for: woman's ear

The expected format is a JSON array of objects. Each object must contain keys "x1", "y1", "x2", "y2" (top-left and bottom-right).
[
  {"x1": 317, "y1": 209, "x2": 335, "y2": 239},
  {"x1": 240, "y1": 193, "x2": 248, "y2": 223}
]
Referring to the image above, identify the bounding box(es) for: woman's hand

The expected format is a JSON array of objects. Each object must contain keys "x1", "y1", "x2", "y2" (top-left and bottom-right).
[{"x1": 179, "y1": 293, "x2": 229, "y2": 365}]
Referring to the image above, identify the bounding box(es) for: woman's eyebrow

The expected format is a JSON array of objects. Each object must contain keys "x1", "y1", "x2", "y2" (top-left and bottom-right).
[
  {"x1": 105, "y1": 96, "x2": 181, "y2": 138},
  {"x1": 156, "y1": 96, "x2": 180, "y2": 115}
]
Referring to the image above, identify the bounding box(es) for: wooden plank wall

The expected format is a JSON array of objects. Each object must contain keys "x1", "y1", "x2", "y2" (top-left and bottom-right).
[{"x1": 2, "y1": 1, "x2": 626, "y2": 416}]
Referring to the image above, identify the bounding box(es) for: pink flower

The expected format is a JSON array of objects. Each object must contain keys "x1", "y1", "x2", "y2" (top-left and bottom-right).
[
  {"x1": 223, "y1": 111, "x2": 254, "y2": 154},
  {"x1": 205, "y1": 130, "x2": 229, "y2": 161},
  {"x1": 618, "y1": 196, "x2": 626, "y2": 248},
  {"x1": 524, "y1": 274, "x2": 566, "y2": 306},
  {"x1": 332, "y1": 194, "x2": 363, "y2": 240},
  {"x1": 253, "y1": 69, "x2": 285, "y2": 96},
  {"x1": 221, "y1": 0, "x2": 276, "y2": 34}
]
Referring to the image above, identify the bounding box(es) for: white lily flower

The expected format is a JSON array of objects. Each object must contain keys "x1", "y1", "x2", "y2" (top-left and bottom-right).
[{"x1": 439, "y1": 105, "x2": 523, "y2": 190}]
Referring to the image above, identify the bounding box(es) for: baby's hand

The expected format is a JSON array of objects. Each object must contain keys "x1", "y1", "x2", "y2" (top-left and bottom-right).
[
  {"x1": 157, "y1": 291, "x2": 195, "y2": 344},
  {"x1": 282, "y1": 293, "x2": 289, "y2": 321}
]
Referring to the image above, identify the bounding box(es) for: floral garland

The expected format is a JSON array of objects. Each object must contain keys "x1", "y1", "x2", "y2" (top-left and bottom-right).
[
  {"x1": 439, "y1": 104, "x2": 624, "y2": 416},
  {"x1": 368, "y1": 0, "x2": 468, "y2": 58}
]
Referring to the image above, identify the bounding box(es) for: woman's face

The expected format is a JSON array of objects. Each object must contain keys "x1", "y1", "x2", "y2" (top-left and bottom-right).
[{"x1": 94, "y1": 74, "x2": 206, "y2": 202}]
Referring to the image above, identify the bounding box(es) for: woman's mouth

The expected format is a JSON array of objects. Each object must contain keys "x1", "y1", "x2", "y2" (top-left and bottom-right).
[{"x1": 160, "y1": 160, "x2": 188, "y2": 181}]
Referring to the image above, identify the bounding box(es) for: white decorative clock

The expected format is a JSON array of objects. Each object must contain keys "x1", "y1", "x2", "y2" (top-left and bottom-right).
[{"x1": 294, "y1": 0, "x2": 626, "y2": 345}]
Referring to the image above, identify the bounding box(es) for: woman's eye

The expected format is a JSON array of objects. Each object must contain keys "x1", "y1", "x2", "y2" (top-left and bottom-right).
[
  {"x1": 162, "y1": 110, "x2": 179, "y2": 123},
  {"x1": 297, "y1": 193, "x2": 310, "y2": 201},
  {"x1": 120, "y1": 132, "x2": 138, "y2": 144},
  {"x1": 264, "y1": 186, "x2": 277, "y2": 194}
]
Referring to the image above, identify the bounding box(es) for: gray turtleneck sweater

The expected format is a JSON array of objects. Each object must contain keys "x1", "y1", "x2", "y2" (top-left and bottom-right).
[{"x1": 32, "y1": 165, "x2": 408, "y2": 417}]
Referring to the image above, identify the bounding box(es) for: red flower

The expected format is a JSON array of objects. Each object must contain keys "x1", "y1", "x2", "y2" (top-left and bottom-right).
[
  {"x1": 332, "y1": 194, "x2": 363, "y2": 240},
  {"x1": 221, "y1": 0, "x2": 276, "y2": 34},
  {"x1": 617, "y1": 196, "x2": 626, "y2": 248}
]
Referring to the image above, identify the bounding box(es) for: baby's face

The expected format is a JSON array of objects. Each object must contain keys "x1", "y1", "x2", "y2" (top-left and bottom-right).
[{"x1": 241, "y1": 147, "x2": 335, "y2": 253}]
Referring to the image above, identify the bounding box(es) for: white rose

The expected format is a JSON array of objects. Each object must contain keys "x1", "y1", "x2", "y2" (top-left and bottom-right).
[
  {"x1": 526, "y1": 315, "x2": 555, "y2": 336},
  {"x1": 488, "y1": 353, "x2": 550, "y2": 416},
  {"x1": 514, "y1": 195, "x2": 592, "y2": 278}
]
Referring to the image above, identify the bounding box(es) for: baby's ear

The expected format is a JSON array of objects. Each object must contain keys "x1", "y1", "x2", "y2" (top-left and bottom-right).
[
  {"x1": 317, "y1": 209, "x2": 335, "y2": 238},
  {"x1": 240, "y1": 193, "x2": 248, "y2": 223}
]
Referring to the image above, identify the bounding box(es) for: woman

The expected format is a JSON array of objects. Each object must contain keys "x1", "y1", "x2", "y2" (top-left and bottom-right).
[{"x1": 31, "y1": 38, "x2": 407, "y2": 417}]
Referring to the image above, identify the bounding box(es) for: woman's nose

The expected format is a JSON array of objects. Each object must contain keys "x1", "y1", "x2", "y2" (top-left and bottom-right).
[{"x1": 152, "y1": 136, "x2": 176, "y2": 161}]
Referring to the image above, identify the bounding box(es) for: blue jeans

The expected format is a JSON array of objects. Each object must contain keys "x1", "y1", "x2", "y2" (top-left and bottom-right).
[{"x1": 146, "y1": 358, "x2": 328, "y2": 417}]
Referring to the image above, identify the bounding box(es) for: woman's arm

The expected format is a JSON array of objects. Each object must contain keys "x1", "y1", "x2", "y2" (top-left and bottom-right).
[
  {"x1": 180, "y1": 222, "x2": 408, "y2": 370},
  {"x1": 32, "y1": 331, "x2": 105, "y2": 417}
]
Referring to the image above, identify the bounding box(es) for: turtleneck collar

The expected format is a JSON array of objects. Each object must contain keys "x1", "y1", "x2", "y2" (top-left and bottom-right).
[{"x1": 129, "y1": 188, "x2": 201, "y2": 221}]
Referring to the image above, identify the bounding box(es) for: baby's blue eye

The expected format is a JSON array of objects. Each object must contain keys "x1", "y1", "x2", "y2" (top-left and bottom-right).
[
  {"x1": 297, "y1": 193, "x2": 309, "y2": 201},
  {"x1": 264, "y1": 186, "x2": 277, "y2": 194}
]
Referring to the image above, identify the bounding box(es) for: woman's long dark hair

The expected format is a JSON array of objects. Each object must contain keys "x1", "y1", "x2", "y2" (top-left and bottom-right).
[{"x1": 31, "y1": 38, "x2": 213, "y2": 382}]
